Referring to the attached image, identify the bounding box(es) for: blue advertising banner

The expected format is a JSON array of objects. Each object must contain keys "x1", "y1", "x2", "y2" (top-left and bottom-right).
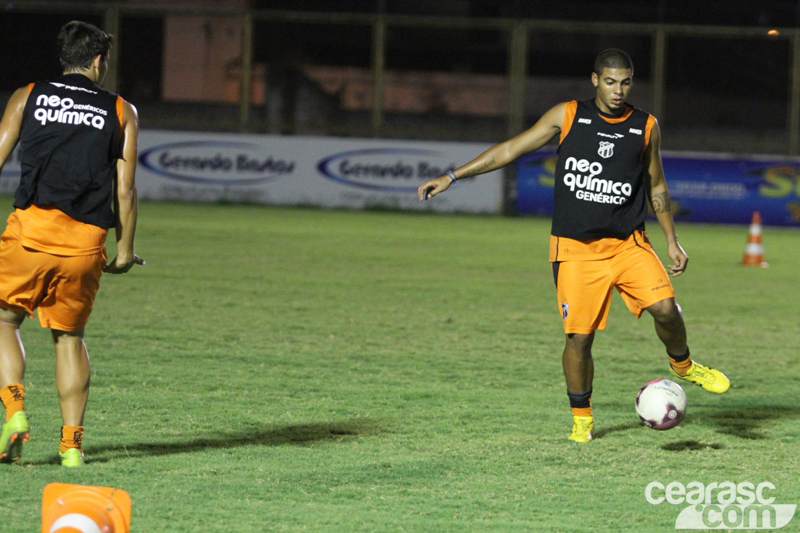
[{"x1": 516, "y1": 151, "x2": 800, "y2": 226}]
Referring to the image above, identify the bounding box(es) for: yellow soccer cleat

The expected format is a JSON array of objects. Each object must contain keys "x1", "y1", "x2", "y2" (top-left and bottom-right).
[
  {"x1": 60, "y1": 448, "x2": 85, "y2": 468},
  {"x1": 670, "y1": 361, "x2": 730, "y2": 394},
  {"x1": 0, "y1": 411, "x2": 30, "y2": 464},
  {"x1": 568, "y1": 415, "x2": 594, "y2": 443}
]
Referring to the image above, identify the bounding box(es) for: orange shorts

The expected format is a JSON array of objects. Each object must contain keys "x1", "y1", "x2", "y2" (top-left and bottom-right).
[
  {"x1": 0, "y1": 230, "x2": 106, "y2": 331},
  {"x1": 551, "y1": 232, "x2": 675, "y2": 334}
]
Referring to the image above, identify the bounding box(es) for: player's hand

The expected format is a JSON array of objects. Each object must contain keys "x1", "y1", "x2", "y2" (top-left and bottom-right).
[
  {"x1": 418, "y1": 176, "x2": 452, "y2": 201},
  {"x1": 666, "y1": 242, "x2": 688, "y2": 276},
  {"x1": 103, "y1": 254, "x2": 145, "y2": 274}
]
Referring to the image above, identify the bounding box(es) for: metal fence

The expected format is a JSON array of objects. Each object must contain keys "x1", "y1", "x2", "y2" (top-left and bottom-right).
[{"x1": 2, "y1": 2, "x2": 799, "y2": 154}]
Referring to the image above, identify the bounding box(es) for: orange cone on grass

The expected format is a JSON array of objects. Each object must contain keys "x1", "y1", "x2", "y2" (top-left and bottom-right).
[
  {"x1": 741, "y1": 212, "x2": 768, "y2": 267},
  {"x1": 41, "y1": 483, "x2": 131, "y2": 533}
]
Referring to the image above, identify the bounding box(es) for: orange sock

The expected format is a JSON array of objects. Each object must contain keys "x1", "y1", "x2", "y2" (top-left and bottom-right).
[
  {"x1": 60, "y1": 425, "x2": 84, "y2": 454},
  {"x1": 571, "y1": 407, "x2": 592, "y2": 417},
  {"x1": 669, "y1": 351, "x2": 693, "y2": 376},
  {"x1": 0, "y1": 384, "x2": 25, "y2": 422}
]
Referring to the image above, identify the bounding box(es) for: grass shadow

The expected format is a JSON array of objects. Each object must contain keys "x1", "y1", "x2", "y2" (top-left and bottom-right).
[
  {"x1": 29, "y1": 418, "x2": 383, "y2": 466},
  {"x1": 593, "y1": 422, "x2": 642, "y2": 439},
  {"x1": 706, "y1": 406, "x2": 800, "y2": 440},
  {"x1": 661, "y1": 440, "x2": 724, "y2": 451},
  {"x1": 595, "y1": 405, "x2": 800, "y2": 447}
]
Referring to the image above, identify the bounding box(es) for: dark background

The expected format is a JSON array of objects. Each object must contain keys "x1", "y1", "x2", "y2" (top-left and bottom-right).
[{"x1": 1, "y1": 1, "x2": 796, "y2": 150}]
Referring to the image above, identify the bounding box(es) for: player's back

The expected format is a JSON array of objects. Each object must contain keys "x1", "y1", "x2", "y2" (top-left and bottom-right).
[{"x1": 17, "y1": 73, "x2": 122, "y2": 229}]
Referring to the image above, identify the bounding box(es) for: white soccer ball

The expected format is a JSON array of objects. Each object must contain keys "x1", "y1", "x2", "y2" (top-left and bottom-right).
[{"x1": 635, "y1": 379, "x2": 687, "y2": 430}]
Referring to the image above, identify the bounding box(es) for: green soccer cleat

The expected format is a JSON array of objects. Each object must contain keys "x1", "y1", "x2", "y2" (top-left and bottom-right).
[
  {"x1": 0, "y1": 411, "x2": 30, "y2": 464},
  {"x1": 670, "y1": 361, "x2": 730, "y2": 394},
  {"x1": 568, "y1": 415, "x2": 594, "y2": 443},
  {"x1": 60, "y1": 448, "x2": 85, "y2": 467}
]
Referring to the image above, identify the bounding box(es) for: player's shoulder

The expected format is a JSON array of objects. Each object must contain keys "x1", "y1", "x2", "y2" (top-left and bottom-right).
[
  {"x1": 118, "y1": 97, "x2": 138, "y2": 120},
  {"x1": 13, "y1": 85, "x2": 31, "y2": 98},
  {"x1": 629, "y1": 103, "x2": 656, "y2": 120},
  {"x1": 551, "y1": 101, "x2": 579, "y2": 125},
  {"x1": 637, "y1": 107, "x2": 658, "y2": 131},
  {"x1": 542, "y1": 101, "x2": 574, "y2": 120},
  {"x1": 7, "y1": 84, "x2": 33, "y2": 109},
  {"x1": 122, "y1": 98, "x2": 138, "y2": 114}
]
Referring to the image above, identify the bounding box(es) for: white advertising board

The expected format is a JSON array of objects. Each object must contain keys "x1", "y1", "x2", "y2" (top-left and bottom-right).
[
  {"x1": 134, "y1": 131, "x2": 502, "y2": 213},
  {"x1": 0, "y1": 131, "x2": 503, "y2": 214}
]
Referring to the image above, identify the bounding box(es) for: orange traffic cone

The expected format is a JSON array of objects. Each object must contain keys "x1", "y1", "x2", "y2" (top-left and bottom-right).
[
  {"x1": 741, "y1": 212, "x2": 768, "y2": 267},
  {"x1": 42, "y1": 483, "x2": 131, "y2": 533}
]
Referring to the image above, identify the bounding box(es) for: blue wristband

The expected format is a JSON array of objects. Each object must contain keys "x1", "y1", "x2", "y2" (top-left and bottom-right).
[{"x1": 446, "y1": 170, "x2": 458, "y2": 184}]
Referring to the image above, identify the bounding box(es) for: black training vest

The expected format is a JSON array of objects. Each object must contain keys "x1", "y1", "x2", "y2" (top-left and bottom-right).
[
  {"x1": 551, "y1": 99, "x2": 651, "y2": 241},
  {"x1": 16, "y1": 73, "x2": 122, "y2": 229}
]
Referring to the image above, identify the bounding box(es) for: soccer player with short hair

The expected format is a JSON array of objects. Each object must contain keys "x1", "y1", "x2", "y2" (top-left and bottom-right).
[
  {"x1": 0, "y1": 20, "x2": 144, "y2": 466},
  {"x1": 418, "y1": 48, "x2": 729, "y2": 443}
]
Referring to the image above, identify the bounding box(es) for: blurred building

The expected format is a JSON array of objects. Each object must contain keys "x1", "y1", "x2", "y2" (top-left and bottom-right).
[{"x1": 1, "y1": 0, "x2": 799, "y2": 153}]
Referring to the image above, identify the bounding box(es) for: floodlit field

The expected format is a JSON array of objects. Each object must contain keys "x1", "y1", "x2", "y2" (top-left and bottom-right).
[{"x1": 1, "y1": 199, "x2": 798, "y2": 531}]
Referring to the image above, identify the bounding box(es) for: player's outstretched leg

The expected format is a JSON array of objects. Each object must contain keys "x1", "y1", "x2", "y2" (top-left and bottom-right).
[
  {"x1": 669, "y1": 359, "x2": 730, "y2": 394},
  {"x1": 647, "y1": 299, "x2": 730, "y2": 394}
]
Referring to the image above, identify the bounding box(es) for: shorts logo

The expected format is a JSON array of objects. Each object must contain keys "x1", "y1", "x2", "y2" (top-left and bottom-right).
[
  {"x1": 562, "y1": 302, "x2": 569, "y2": 320},
  {"x1": 598, "y1": 141, "x2": 614, "y2": 159}
]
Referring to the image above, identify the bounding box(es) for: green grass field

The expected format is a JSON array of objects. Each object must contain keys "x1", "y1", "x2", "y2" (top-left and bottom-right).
[{"x1": 0, "y1": 199, "x2": 798, "y2": 532}]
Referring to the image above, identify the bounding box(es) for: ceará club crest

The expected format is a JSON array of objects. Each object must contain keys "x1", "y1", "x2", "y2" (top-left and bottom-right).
[{"x1": 598, "y1": 141, "x2": 614, "y2": 158}]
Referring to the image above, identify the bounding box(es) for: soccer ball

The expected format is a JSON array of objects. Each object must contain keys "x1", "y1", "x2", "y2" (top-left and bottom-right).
[{"x1": 635, "y1": 379, "x2": 687, "y2": 430}]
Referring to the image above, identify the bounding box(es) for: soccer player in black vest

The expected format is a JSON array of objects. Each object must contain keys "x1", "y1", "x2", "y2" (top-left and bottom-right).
[
  {"x1": 418, "y1": 48, "x2": 729, "y2": 443},
  {"x1": 0, "y1": 21, "x2": 143, "y2": 465}
]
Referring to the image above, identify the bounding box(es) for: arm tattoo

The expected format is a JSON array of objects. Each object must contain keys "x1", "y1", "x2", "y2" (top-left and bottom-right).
[
  {"x1": 463, "y1": 157, "x2": 496, "y2": 178},
  {"x1": 651, "y1": 192, "x2": 671, "y2": 214}
]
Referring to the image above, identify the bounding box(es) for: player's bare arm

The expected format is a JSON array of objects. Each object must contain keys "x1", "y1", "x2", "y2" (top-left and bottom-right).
[
  {"x1": 0, "y1": 87, "x2": 30, "y2": 171},
  {"x1": 644, "y1": 119, "x2": 688, "y2": 276},
  {"x1": 104, "y1": 100, "x2": 144, "y2": 274},
  {"x1": 418, "y1": 103, "x2": 567, "y2": 201}
]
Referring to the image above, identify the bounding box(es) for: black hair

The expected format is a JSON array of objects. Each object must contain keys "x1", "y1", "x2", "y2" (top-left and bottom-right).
[
  {"x1": 593, "y1": 48, "x2": 633, "y2": 76},
  {"x1": 57, "y1": 20, "x2": 114, "y2": 72}
]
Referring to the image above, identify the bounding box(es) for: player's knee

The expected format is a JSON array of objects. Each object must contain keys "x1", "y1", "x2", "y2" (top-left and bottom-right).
[
  {"x1": 51, "y1": 329, "x2": 86, "y2": 351},
  {"x1": 647, "y1": 298, "x2": 681, "y2": 322},
  {"x1": 565, "y1": 332, "x2": 594, "y2": 357}
]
